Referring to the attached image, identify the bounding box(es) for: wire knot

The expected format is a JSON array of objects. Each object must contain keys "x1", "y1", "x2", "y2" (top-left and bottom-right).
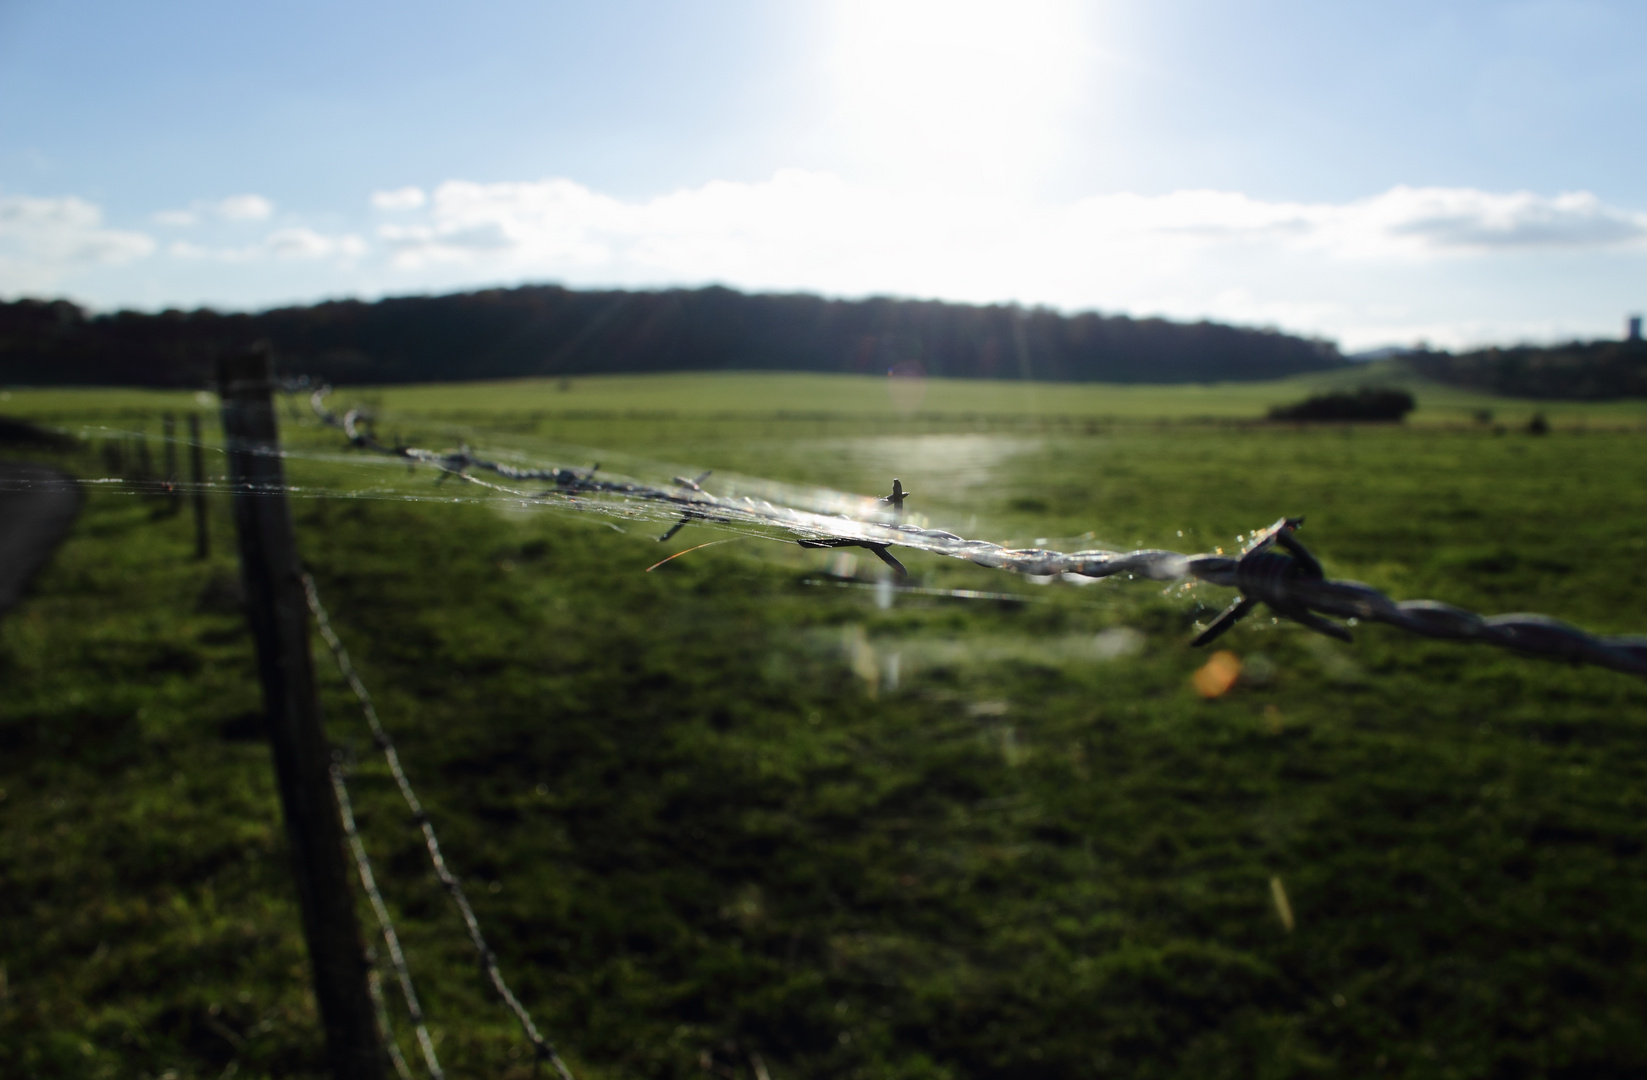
[{"x1": 1192, "y1": 517, "x2": 1352, "y2": 646}]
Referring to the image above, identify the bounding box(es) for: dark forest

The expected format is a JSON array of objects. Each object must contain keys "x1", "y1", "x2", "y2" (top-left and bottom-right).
[
  {"x1": 0, "y1": 285, "x2": 1345, "y2": 387},
  {"x1": 1410, "y1": 338, "x2": 1647, "y2": 400}
]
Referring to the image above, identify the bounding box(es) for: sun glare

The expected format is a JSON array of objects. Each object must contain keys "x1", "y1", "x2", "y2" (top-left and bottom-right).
[{"x1": 826, "y1": 0, "x2": 1091, "y2": 193}]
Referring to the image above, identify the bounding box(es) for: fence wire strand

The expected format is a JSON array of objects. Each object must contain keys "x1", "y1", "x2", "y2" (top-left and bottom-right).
[
  {"x1": 307, "y1": 386, "x2": 1647, "y2": 680},
  {"x1": 329, "y1": 759, "x2": 445, "y2": 1080},
  {"x1": 365, "y1": 959, "x2": 416, "y2": 1080},
  {"x1": 304, "y1": 574, "x2": 577, "y2": 1080}
]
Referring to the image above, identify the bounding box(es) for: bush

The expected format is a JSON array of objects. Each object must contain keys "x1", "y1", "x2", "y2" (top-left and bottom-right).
[
  {"x1": 1268, "y1": 387, "x2": 1416, "y2": 422},
  {"x1": 0, "y1": 414, "x2": 77, "y2": 449}
]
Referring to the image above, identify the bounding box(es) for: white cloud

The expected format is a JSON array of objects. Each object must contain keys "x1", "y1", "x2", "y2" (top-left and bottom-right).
[
  {"x1": 1058, "y1": 185, "x2": 1647, "y2": 257},
  {"x1": 16, "y1": 174, "x2": 1640, "y2": 352},
  {"x1": 215, "y1": 194, "x2": 274, "y2": 221},
  {"x1": 152, "y1": 193, "x2": 276, "y2": 227},
  {"x1": 1374, "y1": 187, "x2": 1647, "y2": 249},
  {"x1": 0, "y1": 192, "x2": 155, "y2": 292},
  {"x1": 265, "y1": 227, "x2": 366, "y2": 259},
  {"x1": 377, "y1": 172, "x2": 1647, "y2": 281},
  {"x1": 364, "y1": 171, "x2": 1647, "y2": 352},
  {"x1": 167, "y1": 240, "x2": 232, "y2": 260},
  {"x1": 169, "y1": 227, "x2": 366, "y2": 263},
  {"x1": 370, "y1": 186, "x2": 427, "y2": 211}
]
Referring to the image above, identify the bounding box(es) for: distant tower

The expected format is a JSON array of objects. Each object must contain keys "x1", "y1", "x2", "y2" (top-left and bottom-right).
[{"x1": 1631, "y1": 315, "x2": 1643, "y2": 341}]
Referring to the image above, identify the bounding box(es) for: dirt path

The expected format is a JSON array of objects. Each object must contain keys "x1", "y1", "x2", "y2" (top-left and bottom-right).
[{"x1": 0, "y1": 461, "x2": 82, "y2": 618}]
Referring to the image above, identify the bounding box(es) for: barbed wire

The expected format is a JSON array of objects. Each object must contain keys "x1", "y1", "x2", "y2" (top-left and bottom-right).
[
  {"x1": 330, "y1": 759, "x2": 442, "y2": 1079},
  {"x1": 305, "y1": 385, "x2": 1647, "y2": 678},
  {"x1": 364, "y1": 951, "x2": 416, "y2": 1080},
  {"x1": 303, "y1": 574, "x2": 577, "y2": 1080}
]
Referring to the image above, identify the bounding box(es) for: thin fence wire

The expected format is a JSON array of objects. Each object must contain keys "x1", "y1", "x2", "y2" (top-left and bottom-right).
[
  {"x1": 365, "y1": 957, "x2": 416, "y2": 1080},
  {"x1": 308, "y1": 385, "x2": 1647, "y2": 679},
  {"x1": 303, "y1": 574, "x2": 576, "y2": 1080},
  {"x1": 329, "y1": 759, "x2": 445, "y2": 1080}
]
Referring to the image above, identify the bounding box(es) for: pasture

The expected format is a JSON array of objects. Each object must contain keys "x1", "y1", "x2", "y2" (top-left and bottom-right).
[{"x1": 3, "y1": 370, "x2": 1646, "y2": 1078}]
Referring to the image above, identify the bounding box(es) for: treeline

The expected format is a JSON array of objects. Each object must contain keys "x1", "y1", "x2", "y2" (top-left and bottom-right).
[
  {"x1": 1, "y1": 285, "x2": 1344, "y2": 387},
  {"x1": 1412, "y1": 339, "x2": 1647, "y2": 400}
]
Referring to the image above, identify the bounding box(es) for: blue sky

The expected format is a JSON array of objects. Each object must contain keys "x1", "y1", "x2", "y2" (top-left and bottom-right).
[{"x1": 1, "y1": 0, "x2": 1643, "y2": 350}]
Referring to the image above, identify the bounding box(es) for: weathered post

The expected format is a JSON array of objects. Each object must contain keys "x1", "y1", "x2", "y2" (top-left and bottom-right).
[
  {"x1": 135, "y1": 427, "x2": 154, "y2": 484},
  {"x1": 188, "y1": 413, "x2": 210, "y2": 559},
  {"x1": 162, "y1": 413, "x2": 181, "y2": 514},
  {"x1": 162, "y1": 413, "x2": 178, "y2": 479},
  {"x1": 218, "y1": 344, "x2": 385, "y2": 1079}
]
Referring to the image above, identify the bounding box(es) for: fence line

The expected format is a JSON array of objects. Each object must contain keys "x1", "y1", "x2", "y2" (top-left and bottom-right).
[
  {"x1": 307, "y1": 385, "x2": 1647, "y2": 680},
  {"x1": 303, "y1": 574, "x2": 577, "y2": 1080}
]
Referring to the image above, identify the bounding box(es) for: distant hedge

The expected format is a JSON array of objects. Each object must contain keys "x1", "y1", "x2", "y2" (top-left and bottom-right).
[{"x1": 1268, "y1": 387, "x2": 1416, "y2": 422}]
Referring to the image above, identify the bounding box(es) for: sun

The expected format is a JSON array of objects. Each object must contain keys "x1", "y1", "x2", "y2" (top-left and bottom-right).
[{"x1": 825, "y1": 0, "x2": 1091, "y2": 193}]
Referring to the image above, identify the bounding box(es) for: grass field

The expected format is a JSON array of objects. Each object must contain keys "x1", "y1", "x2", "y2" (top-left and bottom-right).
[
  {"x1": 11, "y1": 360, "x2": 1647, "y2": 431},
  {"x1": 3, "y1": 371, "x2": 1647, "y2": 1079}
]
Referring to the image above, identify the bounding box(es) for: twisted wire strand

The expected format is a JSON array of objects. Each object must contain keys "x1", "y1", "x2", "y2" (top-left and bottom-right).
[
  {"x1": 329, "y1": 760, "x2": 445, "y2": 1079},
  {"x1": 304, "y1": 574, "x2": 577, "y2": 1080},
  {"x1": 1190, "y1": 560, "x2": 1647, "y2": 677},
  {"x1": 307, "y1": 386, "x2": 1647, "y2": 679},
  {"x1": 365, "y1": 957, "x2": 416, "y2": 1080}
]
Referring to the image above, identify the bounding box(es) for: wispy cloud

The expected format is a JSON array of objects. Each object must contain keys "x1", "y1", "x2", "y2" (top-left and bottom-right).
[
  {"x1": 215, "y1": 194, "x2": 274, "y2": 221},
  {"x1": 368, "y1": 171, "x2": 1646, "y2": 318},
  {"x1": 152, "y1": 193, "x2": 276, "y2": 227},
  {"x1": 265, "y1": 227, "x2": 366, "y2": 259},
  {"x1": 169, "y1": 227, "x2": 365, "y2": 263},
  {"x1": 9, "y1": 174, "x2": 1642, "y2": 351},
  {"x1": 380, "y1": 173, "x2": 1647, "y2": 276},
  {"x1": 1372, "y1": 187, "x2": 1647, "y2": 249},
  {"x1": 370, "y1": 186, "x2": 427, "y2": 211},
  {"x1": 0, "y1": 192, "x2": 154, "y2": 292},
  {"x1": 363, "y1": 172, "x2": 1646, "y2": 350}
]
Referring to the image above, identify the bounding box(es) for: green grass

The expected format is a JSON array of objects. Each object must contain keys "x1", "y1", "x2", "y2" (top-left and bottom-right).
[
  {"x1": 10, "y1": 361, "x2": 1647, "y2": 431},
  {"x1": 3, "y1": 375, "x2": 1647, "y2": 1078}
]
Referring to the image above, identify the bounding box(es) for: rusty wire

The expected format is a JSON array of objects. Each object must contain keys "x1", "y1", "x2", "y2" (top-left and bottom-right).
[
  {"x1": 304, "y1": 574, "x2": 576, "y2": 1080},
  {"x1": 306, "y1": 385, "x2": 1647, "y2": 679}
]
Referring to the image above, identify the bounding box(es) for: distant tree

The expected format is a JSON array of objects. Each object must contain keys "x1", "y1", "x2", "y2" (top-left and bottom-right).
[{"x1": 1411, "y1": 339, "x2": 1647, "y2": 400}]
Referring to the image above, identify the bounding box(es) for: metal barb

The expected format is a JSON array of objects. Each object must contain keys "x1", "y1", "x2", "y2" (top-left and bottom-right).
[
  {"x1": 1190, "y1": 517, "x2": 1351, "y2": 646},
  {"x1": 796, "y1": 536, "x2": 908, "y2": 580},
  {"x1": 657, "y1": 472, "x2": 714, "y2": 541},
  {"x1": 878, "y1": 478, "x2": 910, "y2": 515}
]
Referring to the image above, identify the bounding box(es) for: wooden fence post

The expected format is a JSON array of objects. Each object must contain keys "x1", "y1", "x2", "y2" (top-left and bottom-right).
[
  {"x1": 188, "y1": 413, "x2": 209, "y2": 559},
  {"x1": 162, "y1": 413, "x2": 182, "y2": 515},
  {"x1": 135, "y1": 428, "x2": 154, "y2": 484},
  {"x1": 218, "y1": 344, "x2": 385, "y2": 1079}
]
